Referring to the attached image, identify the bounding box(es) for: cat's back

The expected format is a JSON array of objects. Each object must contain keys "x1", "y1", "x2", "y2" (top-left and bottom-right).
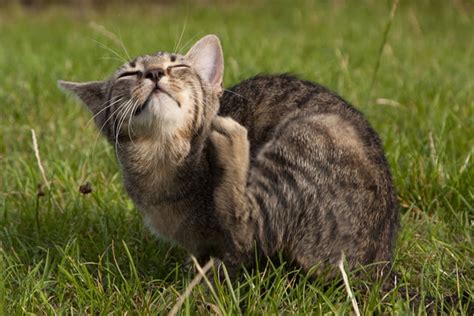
[
  {"x1": 220, "y1": 74, "x2": 378, "y2": 155},
  {"x1": 219, "y1": 74, "x2": 399, "y2": 273},
  {"x1": 220, "y1": 74, "x2": 322, "y2": 150}
]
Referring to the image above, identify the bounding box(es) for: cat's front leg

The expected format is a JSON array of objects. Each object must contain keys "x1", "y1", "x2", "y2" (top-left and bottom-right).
[
  {"x1": 210, "y1": 116, "x2": 249, "y2": 195},
  {"x1": 210, "y1": 116, "x2": 255, "y2": 264}
]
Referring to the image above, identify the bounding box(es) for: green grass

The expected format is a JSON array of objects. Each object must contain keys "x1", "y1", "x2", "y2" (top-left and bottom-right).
[{"x1": 1, "y1": 0, "x2": 473, "y2": 314}]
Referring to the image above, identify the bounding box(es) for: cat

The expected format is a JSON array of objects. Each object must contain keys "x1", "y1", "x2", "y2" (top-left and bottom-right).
[{"x1": 59, "y1": 34, "x2": 399, "y2": 279}]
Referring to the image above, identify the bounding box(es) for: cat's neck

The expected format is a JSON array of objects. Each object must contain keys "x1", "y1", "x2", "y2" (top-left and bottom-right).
[
  {"x1": 117, "y1": 133, "x2": 210, "y2": 206},
  {"x1": 117, "y1": 134, "x2": 221, "y2": 253}
]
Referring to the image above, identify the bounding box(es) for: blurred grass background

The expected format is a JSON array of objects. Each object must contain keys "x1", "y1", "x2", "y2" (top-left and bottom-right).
[{"x1": 0, "y1": 0, "x2": 473, "y2": 314}]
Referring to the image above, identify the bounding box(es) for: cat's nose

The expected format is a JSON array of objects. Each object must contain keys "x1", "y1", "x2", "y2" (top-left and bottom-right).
[{"x1": 144, "y1": 68, "x2": 165, "y2": 82}]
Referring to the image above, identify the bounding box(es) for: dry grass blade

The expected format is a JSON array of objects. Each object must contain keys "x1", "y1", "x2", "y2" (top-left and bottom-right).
[
  {"x1": 338, "y1": 256, "x2": 361, "y2": 316},
  {"x1": 31, "y1": 129, "x2": 50, "y2": 190},
  {"x1": 168, "y1": 257, "x2": 215, "y2": 316}
]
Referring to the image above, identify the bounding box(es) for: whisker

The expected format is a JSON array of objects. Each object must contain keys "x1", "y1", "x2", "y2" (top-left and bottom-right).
[
  {"x1": 223, "y1": 89, "x2": 250, "y2": 102},
  {"x1": 116, "y1": 99, "x2": 133, "y2": 146},
  {"x1": 110, "y1": 102, "x2": 125, "y2": 153},
  {"x1": 116, "y1": 27, "x2": 131, "y2": 60},
  {"x1": 174, "y1": 11, "x2": 188, "y2": 54},
  {"x1": 84, "y1": 95, "x2": 125, "y2": 128},
  {"x1": 103, "y1": 99, "x2": 129, "y2": 137},
  {"x1": 125, "y1": 98, "x2": 140, "y2": 145},
  {"x1": 114, "y1": 98, "x2": 134, "y2": 153},
  {"x1": 114, "y1": 102, "x2": 129, "y2": 156},
  {"x1": 91, "y1": 98, "x2": 130, "y2": 155},
  {"x1": 179, "y1": 33, "x2": 200, "y2": 53},
  {"x1": 92, "y1": 98, "x2": 126, "y2": 154},
  {"x1": 129, "y1": 99, "x2": 141, "y2": 138},
  {"x1": 115, "y1": 99, "x2": 132, "y2": 137},
  {"x1": 92, "y1": 39, "x2": 128, "y2": 63}
]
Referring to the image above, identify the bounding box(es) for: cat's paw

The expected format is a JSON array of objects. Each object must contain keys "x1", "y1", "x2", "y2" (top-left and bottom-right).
[
  {"x1": 210, "y1": 116, "x2": 249, "y2": 171},
  {"x1": 211, "y1": 116, "x2": 248, "y2": 139}
]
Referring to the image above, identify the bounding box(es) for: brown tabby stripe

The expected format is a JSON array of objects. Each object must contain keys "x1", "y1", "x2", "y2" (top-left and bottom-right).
[
  {"x1": 252, "y1": 192, "x2": 278, "y2": 252},
  {"x1": 196, "y1": 75, "x2": 207, "y2": 123},
  {"x1": 190, "y1": 83, "x2": 201, "y2": 131}
]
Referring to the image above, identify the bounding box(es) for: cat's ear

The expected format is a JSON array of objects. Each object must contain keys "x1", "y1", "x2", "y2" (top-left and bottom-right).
[
  {"x1": 57, "y1": 80, "x2": 106, "y2": 113},
  {"x1": 185, "y1": 34, "x2": 224, "y2": 93}
]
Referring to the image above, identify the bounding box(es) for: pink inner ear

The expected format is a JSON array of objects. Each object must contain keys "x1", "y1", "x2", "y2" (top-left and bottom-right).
[
  {"x1": 185, "y1": 35, "x2": 224, "y2": 89},
  {"x1": 209, "y1": 54, "x2": 224, "y2": 87}
]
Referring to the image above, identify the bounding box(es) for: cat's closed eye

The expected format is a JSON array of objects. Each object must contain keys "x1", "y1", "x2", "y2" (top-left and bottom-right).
[
  {"x1": 166, "y1": 64, "x2": 190, "y2": 75},
  {"x1": 168, "y1": 64, "x2": 190, "y2": 69},
  {"x1": 118, "y1": 71, "x2": 142, "y2": 79}
]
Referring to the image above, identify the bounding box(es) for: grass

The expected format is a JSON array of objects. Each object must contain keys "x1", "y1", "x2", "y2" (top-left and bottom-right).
[{"x1": 1, "y1": 0, "x2": 473, "y2": 314}]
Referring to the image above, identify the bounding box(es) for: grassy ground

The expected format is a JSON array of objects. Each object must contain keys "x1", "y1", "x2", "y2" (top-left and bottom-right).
[{"x1": 1, "y1": 0, "x2": 473, "y2": 314}]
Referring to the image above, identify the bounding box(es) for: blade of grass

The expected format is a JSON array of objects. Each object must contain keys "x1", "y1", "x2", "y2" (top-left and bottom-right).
[{"x1": 368, "y1": 0, "x2": 400, "y2": 98}]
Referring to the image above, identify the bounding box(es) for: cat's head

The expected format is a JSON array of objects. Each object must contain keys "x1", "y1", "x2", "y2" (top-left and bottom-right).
[{"x1": 59, "y1": 35, "x2": 223, "y2": 151}]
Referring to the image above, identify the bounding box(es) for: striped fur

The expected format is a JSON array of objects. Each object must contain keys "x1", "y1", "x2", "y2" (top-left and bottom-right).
[
  {"x1": 59, "y1": 35, "x2": 399, "y2": 279},
  {"x1": 216, "y1": 74, "x2": 399, "y2": 277}
]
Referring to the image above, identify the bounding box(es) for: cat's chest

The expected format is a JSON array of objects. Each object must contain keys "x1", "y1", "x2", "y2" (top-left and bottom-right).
[
  {"x1": 140, "y1": 203, "x2": 186, "y2": 239},
  {"x1": 140, "y1": 202, "x2": 212, "y2": 255}
]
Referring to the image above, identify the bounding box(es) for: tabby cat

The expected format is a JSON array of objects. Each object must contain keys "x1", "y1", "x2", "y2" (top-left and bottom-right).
[{"x1": 59, "y1": 35, "x2": 399, "y2": 278}]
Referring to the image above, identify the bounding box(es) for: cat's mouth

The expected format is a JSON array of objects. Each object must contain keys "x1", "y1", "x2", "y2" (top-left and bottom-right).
[{"x1": 134, "y1": 87, "x2": 178, "y2": 116}]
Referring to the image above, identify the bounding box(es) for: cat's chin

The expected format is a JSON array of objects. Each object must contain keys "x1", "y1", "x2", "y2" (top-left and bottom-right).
[
  {"x1": 150, "y1": 94, "x2": 181, "y2": 116},
  {"x1": 136, "y1": 90, "x2": 171, "y2": 116},
  {"x1": 132, "y1": 93, "x2": 184, "y2": 135}
]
